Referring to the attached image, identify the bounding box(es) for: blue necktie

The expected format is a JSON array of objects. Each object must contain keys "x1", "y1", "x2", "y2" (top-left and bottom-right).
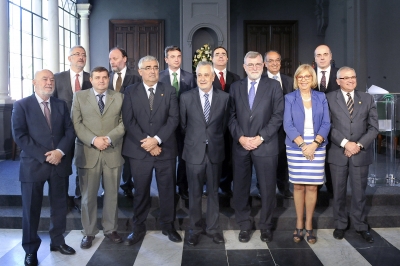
[
  {"x1": 248, "y1": 81, "x2": 256, "y2": 110},
  {"x1": 204, "y1": 93, "x2": 210, "y2": 123},
  {"x1": 98, "y1": 94, "x2": 104, "y2": 114},
  {"x1": 273, "y1": 75, "x2": 278, "y2": 80}
]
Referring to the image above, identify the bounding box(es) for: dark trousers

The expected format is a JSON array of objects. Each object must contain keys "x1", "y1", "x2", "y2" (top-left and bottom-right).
[
  {"x1": 233, "y1": 153, "x2": 277, "y2": 230},
  {"x1": 187, "y1": 151, "x2": 222, "y2": 235},
  {"x1": 219, "y1": 130, "x2": 233, "y2": 192},
  {"x1": 176, "y1": 129, "x2": 187, "y2": 192},
  {"x1": 130, "y1": 158, "x2": 176, "y2": 232},
  {"x1": 120, "y1": 156, "x2": 134, "y2": 190},
  {"x1": 21, "y1": 167, "x2": 67, "y2": 253},
  {"x1": 330, "y1": 161, "x2": 369, "y2": 231},
  {"x1": 276, "y1": 146, "x2": 290, "y2": 192}
]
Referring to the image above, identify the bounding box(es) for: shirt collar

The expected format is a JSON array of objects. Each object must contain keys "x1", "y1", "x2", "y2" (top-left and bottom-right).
[
  {"x1": 168, "y1": 68, "x2": 180, "y2": 76},
  {"x1": 267, "y1": 71, "x2": 281, "y2": 79},
  {"x1": 317, "y1": 65, "x2": 331, "y2": 74},
  {"x1": 199, "y1": 87, "x2": 213, "y2": 97},
  {"x1": 34, "y1": 93, "x2": 50, "y2": 104},
  {"x1": 70, "y1": 69, "x2": 83, "y2": 78}
]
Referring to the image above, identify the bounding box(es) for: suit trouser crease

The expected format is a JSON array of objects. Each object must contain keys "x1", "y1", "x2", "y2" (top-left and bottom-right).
[
  {"x1": 79, "y1": 152, "x2": 121, "y2": 235},
  {"x1": 22, "y1": 167, "x2": 67, "y2": 253},
  {"x1": 330, "y1": 161, "x2": 369, "y2": 231},
  {"x1": 233, "y1": 152, "x2": 277, "y2": 230},
  {"x1": 130, "y1": 158, "x2": 176, "y2": 232},
  {"x1": 187, "y1": 152, "x2": 221, "y2": 235}
]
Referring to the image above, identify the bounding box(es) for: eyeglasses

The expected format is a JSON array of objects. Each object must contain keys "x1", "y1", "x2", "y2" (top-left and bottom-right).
[
  {"x1": 141, "y1": 66, "x2": 159, "y2": 71},
  {"x1": 296, "y1": 75, "x2": 311, "y2": 80},
  {"x1": 245, "y1": 63, "x2": 263, "y2": 68},
  {"x1": 70, "y1": 53, "x2": 86, "y2": 58},
  {"x1": 266, "y1": 59, "x2": 281, "y2": 64},
  {"x1": 339, "y1": 76, "x2": 357, "y2": 80}
]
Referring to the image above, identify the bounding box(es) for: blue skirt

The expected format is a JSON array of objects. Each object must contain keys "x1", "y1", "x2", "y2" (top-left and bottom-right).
[{"x1": 286, "y1": 134, "x2": 325, "y2": 185}]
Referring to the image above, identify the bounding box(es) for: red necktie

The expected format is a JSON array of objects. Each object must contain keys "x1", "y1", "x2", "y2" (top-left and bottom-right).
[
  {"x1": 219, "y1": 71, "x2": 226, "y2": 90},
  {"x1": 75, "y1": 74, "x2": 81, "y2": 92}
]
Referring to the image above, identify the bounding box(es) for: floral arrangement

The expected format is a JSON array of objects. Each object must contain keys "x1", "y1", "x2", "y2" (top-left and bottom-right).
[{"x1": 192, "y1": 44, "x2": 212, "y2": 71}]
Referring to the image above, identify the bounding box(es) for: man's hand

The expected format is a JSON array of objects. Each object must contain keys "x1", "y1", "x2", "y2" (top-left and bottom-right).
[
  {"x1": 344, "y1": 141, "x2": 360, "y2": 155},
  {"x1": 45, "y1": 150, "x2": 63, "y2": 165},
  {"x1": 239, "y1": 136, "x2": 257, "y2": 150},
  {"x1": 140, "y1": 137, "x2": 158, "y2": 152},
  {"x1": 249, "y1": 135, "x2": 263, "y2": 148},
  {"x1": 94, "y1": 136, "x2": 110, "y2": 151},
  {"x1": 344, "y1": 149, "x2": 353, "y2": 157},
  {"x1": 149, "y1": 146, "x2": 162, "y2": 156}
]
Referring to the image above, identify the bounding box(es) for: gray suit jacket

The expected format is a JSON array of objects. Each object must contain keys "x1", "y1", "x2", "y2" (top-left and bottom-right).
[
  {"x1": 180, "y1": 88, "x2": 230, "y2": 164},
  {"x1": 326, "y1": 89, "x2": 378, "y2": 166},
  {"x1": 53, "y1": 70, "x2": 92, "y2": 112},
  {"x1": 71, "y1": 88, "x2": 125, "y2": 169},
  {"x1": 108, "y1": 68, "x2": 141, "y2": 94}
]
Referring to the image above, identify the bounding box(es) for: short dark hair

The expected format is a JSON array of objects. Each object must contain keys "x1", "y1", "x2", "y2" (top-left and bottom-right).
[
  {"x1": 109, "y1": 47, "x2": 128, "y2": 60},
  {"x1": 90, "y1": 66, "x2": 109, "y2": 78},
  {"x1": 164, "y1": 45, "x2": 181, "y2": 57},
  {"x1": 212, "y1": 46, "x2": 228, "y2": 57}
]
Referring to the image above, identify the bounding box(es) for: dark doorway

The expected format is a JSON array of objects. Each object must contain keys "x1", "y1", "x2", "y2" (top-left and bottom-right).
[
  {"x1": 244, "y1": 20, "x2": 298, "y2": 76},
  {"x1": 109, "y1": 20, "x2": 165, "y2": 70}
]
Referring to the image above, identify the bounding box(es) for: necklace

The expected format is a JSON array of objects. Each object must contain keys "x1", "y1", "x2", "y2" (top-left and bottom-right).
[{"x1": 301, "y1": 97, "x2": 311, "y2": 102}]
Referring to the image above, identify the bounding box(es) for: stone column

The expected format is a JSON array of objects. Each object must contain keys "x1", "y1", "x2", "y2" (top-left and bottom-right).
[
  {"x1": 77, "y1": 4, "x2": 91, "y2": 72},
  {"x1": 48, "y1": 0, "x2": 59, "y2": 73},
  {"x1": 0, "y1": 1, "x2": 14, "y2": 159}
]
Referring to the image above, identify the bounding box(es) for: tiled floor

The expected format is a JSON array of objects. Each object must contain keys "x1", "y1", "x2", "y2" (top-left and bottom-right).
[{"x1": 1, "y1": 228, "x2": 400, "y2": 266}]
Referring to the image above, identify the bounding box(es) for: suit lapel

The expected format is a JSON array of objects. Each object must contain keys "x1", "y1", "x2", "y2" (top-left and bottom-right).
[
  {"x1": 150, "y1": 83, "x2": 163, "y2": 117},
  {"x1": 208, "y1": 89, "x2": 220, "y2": 123},
  {"x1": 137, "y1": 84, "x2": 151, "y2": 117},
  {"x1": 239, "y1": 79, "x2": 251, "y2": 111},
  {"x1": 251, "y1": 78, "x2": 267, "y2": 112},
  {"x1": 213, "y1": 75, "x2": 222, "y2": 90},
  {"x1": 193, "y1": 89, "x2": 207, "y2": 125},
  {"x1": 49, "y1": 97, "x2": 61, "y2": 131},
  {"x1": 226, "y1": 71, "x2": 234, "y2": 86},
  {"x1": 294, "y1": 90, "x2": 305, "y2": 116},
  {"x1": 102, "y1": 90, "x2": 115, "y2": 115},
  {"x1": 64, "y1": 70, "x2": 74, "y2": 101},
  {"x1": 336, "y1": 90, "x2": 351, "y2": 119},
  {"x1": 311, "y1": 90, "x2": 319, "y2": 121},
  {"x1": 87, "y1": 89, "x2": 102, "y2": 117},
  {"x1": 30, "y1": 95, "x2": 51, "y2": 132},
  {"x1": 352, "y1": 90, "x2": 361, "y2": 119}
]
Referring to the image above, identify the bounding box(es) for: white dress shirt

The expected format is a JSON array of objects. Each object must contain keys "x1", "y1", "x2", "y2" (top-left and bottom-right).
[{"x1": 317, "y1": 65, "x2": 331, "y2": 90}]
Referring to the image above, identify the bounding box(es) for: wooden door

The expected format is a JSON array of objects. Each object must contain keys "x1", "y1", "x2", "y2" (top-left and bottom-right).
[
  {"x1": 109, "y1": 20, "x2": 165, "y2": 71},
  {"x1": 244, "y1": 21, "x2": 298, "y2": 76}
]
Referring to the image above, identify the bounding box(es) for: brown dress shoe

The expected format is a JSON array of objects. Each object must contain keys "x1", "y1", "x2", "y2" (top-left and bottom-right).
[
  {"x1": 104, "y1": 231, "x2": 123, "y2": 243},
  {"x1": 80, "y1": 236, "x2": 95, "y2": 249}
]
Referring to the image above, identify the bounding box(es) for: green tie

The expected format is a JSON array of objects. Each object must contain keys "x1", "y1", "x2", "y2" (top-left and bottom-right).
[{"x1": 172, "y1": 72, "x2": 179, "y2": 94}]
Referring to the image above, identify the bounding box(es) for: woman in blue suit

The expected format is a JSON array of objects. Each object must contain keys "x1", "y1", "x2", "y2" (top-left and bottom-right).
[{"x1": 283, "y1": 64, "x2": 330, "y2": 244}]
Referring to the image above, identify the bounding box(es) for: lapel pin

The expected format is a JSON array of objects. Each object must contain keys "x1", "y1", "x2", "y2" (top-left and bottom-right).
[
  {"x1": 161, "y1": 94, "x2": 164, "y2": 96},
  {"x1": 359, "y1": 101, "x2": 361, "y2": 104}
]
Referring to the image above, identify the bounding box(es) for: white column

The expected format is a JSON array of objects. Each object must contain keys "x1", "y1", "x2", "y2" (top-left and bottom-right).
[
  {"x1": 0, "y1": 0, "x2": 11, "y2": 103},
  {"x1": 48, "y1": 0, "x2": 59, "y2": 73},
  {"x1": 77, "y1": 4, "x2": 91, "y2": 72}
]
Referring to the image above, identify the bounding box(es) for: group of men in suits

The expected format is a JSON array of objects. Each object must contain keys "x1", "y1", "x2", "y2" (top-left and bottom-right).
[{"x1": 11, "y1": 43, "x2": 378, "y2": 265}]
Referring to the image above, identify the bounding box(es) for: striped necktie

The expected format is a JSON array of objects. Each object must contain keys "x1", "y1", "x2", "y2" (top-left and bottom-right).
[
  {"x1": 204, "y1": 93, "x2": 210, "y2": 123},
  {"x1": 346, "y1": 92, "x2": 354, "y2": 117}
]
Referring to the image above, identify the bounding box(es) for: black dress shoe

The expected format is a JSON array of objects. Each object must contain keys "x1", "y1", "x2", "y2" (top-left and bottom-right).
[
  {"x1": 356, "y1": 230, "x2": 374, "y2": 243},
  {"x1": 25, "y1": 253, "x2": 38, "y2": 266},
  {"x1": 162, "y1": 229, "x2": 182, "y2": 242},
  {"x1": 333, "y1": 229, "x2": 345, "y2": 240},
  {"x1": 122, "y1": 188, "x2": 133, "y2": 198},
  {"x1": 219, "y1": 190, "x2": 233, "y2": 198},
  {"x1": 50, "y1": 243, "x2": 76, "y2": 255},
  {"x1": 124, "y1": 231, "x2": 146, "y2": 246},
  {"x1": 179, "y1": 190, "x2": 189, "y2": 200},
  {"x1": 207, "y1": 232, "x2": 225, "y2": 244},
  {"x1": 80, "y1": 236, "x2": 95, "y2": 249},
  {"x1": 187, "y1": 233, "x2": 200, "y2": 246},
  {"x1": 260, "y1": 229, "x2": 273, "y2": 242},
  {"x1": 238, "y1": 230, "x2": 251, "y2": 242}
]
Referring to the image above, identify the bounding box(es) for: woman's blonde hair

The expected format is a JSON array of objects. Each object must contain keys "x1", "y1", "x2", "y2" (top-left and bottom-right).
[{"x1": 293, "y1": 64, "x2": 318, "y2": 89}]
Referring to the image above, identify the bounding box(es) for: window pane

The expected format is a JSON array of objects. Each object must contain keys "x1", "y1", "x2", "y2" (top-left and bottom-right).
[
  {"x1": 20, "y1": 0, "x2": 31, "y2": 11},
  {"x1": 21, "y1": 32, "x2": 32, "y2": 56},
  {"x1": 10, "y1": 0, "x2": 21, "y2": 5},
  {"x1": 22, "y1": 55, "x2": 33, "y2": 80},
  {"x1": 42, "y1": 0, "x2": 48, "y2": 20},
  {"x1": 33, "y1": 14, "x2": 42, "y2": 38},
  {"x1": 21, "y1": 9, "x2": 32, "y2": 34},
  {"x1": 65, "y1": 30, "x2": 70, "y2": 48},
  {"x1": 10, "y1": 78, "x2": 22, "y2": 100},
  {"x1": 22, "y1": 79, "x2": 33, "y2": 99},
  {"x1": 9, "y1": 4, "x2": 21, "y2": 30},
  {"x1": 9, "y1": 28, "x2": 21, "y2": 54},
  {"x1": 33, "y1": 36, "x2": 42, "y2": 59},
  {"x1": 9, "y1": 53, "x2": 21, "y2": 79},
  {"x1": 59, "y1": 45, "x2": 64, "y2": 64},
  {"x1": 59, "y1": 27, "x2": 63, "y2": 44},
  {"x1": 42, "y1": 19, "x2": 48, "y2": 40},
  {"x1": 34, "y1": 58, "x2": 43, "y2": 74},
  {"x1": 32, "y1": 0, "x2": 42, "y2": 16},
  {"x1": 59, "y1": 9, "x2": 64, "y2": 26},
  {"x1": 64, "y1": 11, "x2": 70, "y2": 30},
  {"x1": 42, "y1": 39, "x2": 49, "y2": 67}
]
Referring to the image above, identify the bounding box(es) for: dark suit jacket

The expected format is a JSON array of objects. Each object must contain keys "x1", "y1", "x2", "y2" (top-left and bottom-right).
[
  {"x1": 180, "y1": 88, "x2": 230, "y2": 164},
  {"x1": 283, "y1": 89, "x2": 331, "y2": 148},
  {"x1": 122, "y1": 82, "x2": 179, "y2": 160},
  {"x1": 212, "y1": 70, "x2": 240, "y2": 93},
  {"x1": 11, "y1": 94, "x2": 76, "y2": 182},
  {"x1": 229, "y1": 76, "x2": 284, "y2": 157},
  {"x1": 108, "y1": 68, "x2": 141, "y2": 94},
  {"x1": 53, "y1": 70, "x2": 92, "y2": 112},
  {"x1": 261, "y1": 73, "x2": 294, "y2": 95},
  {"x1": 326, "y1": 89, "x2": 379, "y2": 166},
  {"x1": 159, "y1": 68, "x2": 196, "y2": 99},
  {"x1": 312, "y1": 67, "x2": 340, "y2": 93}
]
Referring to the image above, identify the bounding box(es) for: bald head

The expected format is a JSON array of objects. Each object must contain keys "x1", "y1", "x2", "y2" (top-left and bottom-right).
[
  {"x1": 33, "y1": 69, "x2": 55, "y2": 101},
  {"x1": 314, "y1": 45, "x2": 332, "y2": 70}
]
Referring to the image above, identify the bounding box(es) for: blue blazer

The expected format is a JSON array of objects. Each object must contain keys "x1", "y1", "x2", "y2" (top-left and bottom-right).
[{"x1": 283, "y1": 89, "x2": 330, "y2": 148}]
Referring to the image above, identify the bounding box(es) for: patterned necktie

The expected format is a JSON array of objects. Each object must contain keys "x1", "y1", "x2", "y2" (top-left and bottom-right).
[
  {"x1": 273, "y1": 75, "x2": 278, "y2": 80},
  {"x1": 320, "y1": 71, "x2": 326, "y2": 92},
  {"x1": 346, "y1": 92, "x2": 354, "y2": 117},
  {"x1": 219, "y1": 71, "x2": 226, "y2": 90},
  {"x1": 172, "y1": 72, "x2": 179, "y2": 94},
  {"x1": 204, "y1": 93, "x2": 210, "y2": 123},
  {"x1": 115, "y1": 72, "x2": 122, "y2": 92},
  {"x1": 148, "y1": 88, "x2": 155, "y2": 110},
  {"x1": 75, "y1": 74, "x2": 81, "y2": 92},
  {"x1": 248, "y1": 81, "x2": 256, "y2": 109},
  {"x1": 98, "y1": 94, "x2": 105, "y2": 114},
  {"x1": 42, "y1": 102, "x2": 51, "y2": 130}
]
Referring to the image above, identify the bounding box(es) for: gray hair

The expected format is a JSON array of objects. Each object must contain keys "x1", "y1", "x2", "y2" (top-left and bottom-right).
[
  {"x1": 69, "y1": 45, "x2": 86, "y2": 55},
  {"x1": 196, "y1": 61, "x2": 213, "y2": 73},
  {"x1": 337, "y1": 66, "x2": 356, "y2": 79},
  {"x1": 264, "y1": 50, "x2": 281, "y2": 62},
  {"x1": 138, "y1": 55, "x2": 159, "y2": 69},
  {"x1": 244, "y1": 51, "x2": 262, "y2": 64}
]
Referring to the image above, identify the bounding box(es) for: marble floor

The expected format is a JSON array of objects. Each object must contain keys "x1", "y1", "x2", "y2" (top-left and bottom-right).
[{"x1": 1, "y1": 228, "x2": 400, "y2": 266}]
